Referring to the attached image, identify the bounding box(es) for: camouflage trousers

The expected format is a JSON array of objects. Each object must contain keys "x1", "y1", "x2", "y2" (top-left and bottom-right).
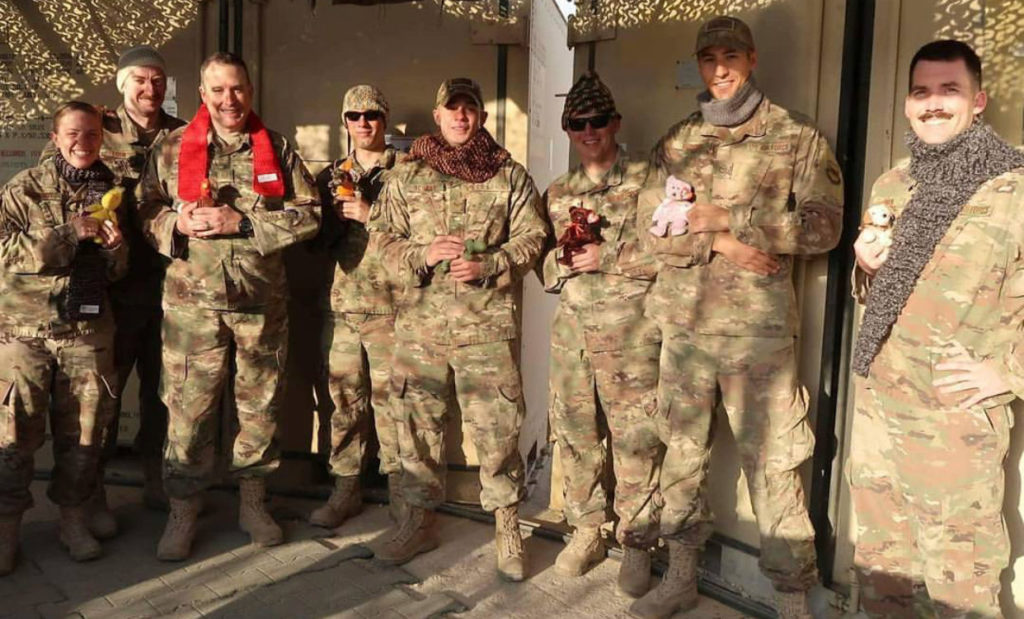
[
  {"x1": 160, "y1": 305, "x2": 286, "y2": 499},
  {"x1": 0, "y1": 329, "x2": 117, "y2": 514},
  {"x1": 391, "y1": 338, "x2": 525, "y2": 512},
  {"x1": 96, "y1": 302, "x2": 167, "y2": 464},
  {"x1": 657, "y1": 329, "x2": 817, "y2": 591},
  {"x1": 850, "y1": 378, "x2": 1009, "y2": 618},
  {"x1": 321, "y1": 312, "x2": 399, "y2": 477},
  {"x1": 549, "y1": 342, "x2": 663, "y2": 547}
]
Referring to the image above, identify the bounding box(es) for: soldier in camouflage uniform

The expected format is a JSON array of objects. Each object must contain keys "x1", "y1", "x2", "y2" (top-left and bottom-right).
[
  {"x1": 0, "y1": 102, "x2": 128, "y2": 572},
  {"x1": 369, "y1": 78, "x2": 547, "y2": 581},
  {"x1": 138, "y1": 52, "x2": 320, "y2": 560},
  {"x1": 540, "y1": 72, "x2": 662, "y2": 597},
  {"x1": 309, "y1": 85, "x2": 403, "y2": 529},
  {"x1": 631, "y1": 17, "x2": 843, "y2": 619},
  {"x1": 850, "y1": 40, "x2": 1024, "y2": 618},
  {"x1": 42, "y1": 46, "x2": 187, "y2": 538}
]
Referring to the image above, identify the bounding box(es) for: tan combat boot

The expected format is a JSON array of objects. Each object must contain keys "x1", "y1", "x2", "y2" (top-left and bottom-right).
[
  {"x1": 87, "y1": 482, "x2": 118, "y2": 540},
  {"x1": 774, "y1": 588, "x2": 813, "y2": 619},
  {"x1": 375, "y1": 507, "x2": 439, "y2": 565},
  {"x1": 58, "y1": 505, "x2": 102, "y2": 562},
  {"x1": 554, "y1": 526, "x2": 604, "y2": 576},
  {"x1": 0, "y1": 513, "x2": 21, "y2": 576},
  {"x1": 157, "y1": 495, "x2": 201, "y2": 561},
  {"x1": 387, "y1": 473, "x2": 407, "y2": 523},
  {"x1": 617, "y1": 546, "x2": 652, "y2": 598},
  {"x1": 494, "y1": 505, "x2": 527, "y2": 582},
  {"x1": 628, "y1": 540, "x2": 698, "y2": 618},
  {"x1": 238, "y1": 477, "x2": 283, "y2": 547},
  {"x1": 309, "y1": 476, "x2": 362, "y2": 528},
  {"x1": 143, "y1": 457, "x2": 168, "y2": 511}
]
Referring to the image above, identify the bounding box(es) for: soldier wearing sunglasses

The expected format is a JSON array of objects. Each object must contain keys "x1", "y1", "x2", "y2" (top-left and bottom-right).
[
  {"x1": 310, "y1": 85, "x2": 405, "y2": 530},
  {"x1": 539, "y1": 72, "x2": 662, "y2": 598},
  {"x1": 632, "y1": 16, "x2": 844, "y2": 619}
]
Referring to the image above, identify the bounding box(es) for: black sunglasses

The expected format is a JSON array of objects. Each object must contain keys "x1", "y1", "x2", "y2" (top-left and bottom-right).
[
  {"x1": 344, "y1": 110, "x2": 385, "y2": 122},
  {"x1": 566, "y1": 114, "x2": 614, "y2": 131}
]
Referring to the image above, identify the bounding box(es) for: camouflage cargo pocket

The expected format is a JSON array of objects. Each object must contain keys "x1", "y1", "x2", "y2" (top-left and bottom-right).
[{"x1": 765, "y1": 384, "x2": 814, "y2": 474}]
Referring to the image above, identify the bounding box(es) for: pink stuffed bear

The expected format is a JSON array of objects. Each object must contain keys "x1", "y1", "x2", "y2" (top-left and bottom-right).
[{"x1": 649, "y1": 175, "x2": 695, "y2": 237}]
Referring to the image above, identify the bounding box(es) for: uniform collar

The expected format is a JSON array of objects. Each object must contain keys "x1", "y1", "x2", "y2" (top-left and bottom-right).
[
  {"x1": 566, "y1": 148, "x2": 627, "y2": 195},
  {"x1": 346, "y1": 145, "x2": 397, "y2": 175},
  {"x1": 114, "y1": 104, "x2": 175, "y2": 145}
]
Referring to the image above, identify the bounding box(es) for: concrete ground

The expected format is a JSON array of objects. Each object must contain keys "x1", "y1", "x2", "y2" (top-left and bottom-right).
[{"x1": 3, "y1": 481, "x2": 751, "y2": 619}]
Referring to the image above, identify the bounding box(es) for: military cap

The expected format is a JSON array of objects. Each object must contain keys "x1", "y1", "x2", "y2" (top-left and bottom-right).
[
  {"x1": 342, "y1": 84, "x2": 389, "y2": 120},
  {"x1": 694, "y1": 15, "x2": 756, "y2": 54},
  {"x1": 435, "y1": 78, "x2": 484, "y2": 109},
  {"x1": 116, "y1": 45, "x2": 167, "y2": 92},
  {"x1": 561, "y1": 71, "x2": 619, "y2": 130}
]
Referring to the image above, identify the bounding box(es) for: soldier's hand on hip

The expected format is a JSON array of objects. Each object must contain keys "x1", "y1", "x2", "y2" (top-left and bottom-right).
[
  {"x1": 335, "y1": 193, "x2": 370, "y2": 224},
  {"x1": 933, "y1": 342, "x2": 1012, "y2": 409},
  {"x1": 712, "y1": 232, "x2": 780, "y2": 276},
  {"x1": 192, "y1": 205, "x2": 243, "y2": 238},
  {"x1": 97, "y1": 220, "x2": 123, "y2": 249},
  {"x1": 426, "y1": 235, "x2": 465, "y2": 266},
  {"x1": 450, "y1": 256, "x2": 484, "y2": 283},
  {"x1": 70, "y1": 215, "x2": 102, "y2": 241},
  {"x1": 687, "y1": 203, "x2": 730, "y2": 233},
  {"x1": 569, "y1": 243, "x2": 601, "y2": 273},
  {"x1": 853, "y1": 230, "x2": 889, "y2": 276}
]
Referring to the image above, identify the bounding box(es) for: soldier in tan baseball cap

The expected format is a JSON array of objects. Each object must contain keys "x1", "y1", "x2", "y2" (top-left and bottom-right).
[{"x1": 693, "y1": 15, "x2": 755, "y2": 55}]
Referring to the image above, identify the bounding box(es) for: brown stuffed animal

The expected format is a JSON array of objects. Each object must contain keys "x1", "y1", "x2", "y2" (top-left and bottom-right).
[
  {"x1": 557, "y1": 206, "x2": 602, "y2": 266},
  {"x1": 860, "y1": 203, "x2": 896, "y2": 247}
]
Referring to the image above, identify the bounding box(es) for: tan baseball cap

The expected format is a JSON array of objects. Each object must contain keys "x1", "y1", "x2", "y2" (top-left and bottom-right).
[
  {"x1": 435, "y1": 77, "x2": 484, "y2": 109},
  {"x1": 694, "y1": 16, "x2": 755, "y2": 54}
]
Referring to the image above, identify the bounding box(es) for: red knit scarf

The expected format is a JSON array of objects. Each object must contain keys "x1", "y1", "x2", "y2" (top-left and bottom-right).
[
  {"x1": 409, "y1": 128, "x2": 510, "y2": 183},
  {"x1": 177, "y1": 105, "x2": 285, "y2": 201}
]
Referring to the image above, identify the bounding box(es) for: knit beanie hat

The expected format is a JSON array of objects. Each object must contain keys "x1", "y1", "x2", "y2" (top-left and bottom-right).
[
  {"x1": 116, "y1": 46, "x2": 166, "y2": 93},
  {"x1": 561, "y1": 71, "x2": 618, "y2": 130}
]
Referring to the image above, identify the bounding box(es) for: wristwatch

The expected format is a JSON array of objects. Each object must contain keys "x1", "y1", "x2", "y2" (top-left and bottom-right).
[{"x1": 238, "y1": 216, "x2": 254, "y2": 237}]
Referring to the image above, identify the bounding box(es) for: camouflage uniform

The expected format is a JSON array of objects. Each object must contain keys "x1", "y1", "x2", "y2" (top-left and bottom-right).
[
  {"x1": 369, "y1": 157, "x2": 547, "y2": 512},
  {"x1": 850, "y1": 161, "x2": 1024, "y2": 617},
  {"x1": 541, "y1": 154, "x2": 663, "y2": 547},
  {"x1": 138, "y1": 127, "x2": 320, "y2": 499},
  {"x1": 0, "y1": 161, "x2": 129, "y2": 514},
  {"x1": 315, "y1": 146, "x2": 400, "y2": 477},
  {"x1": 45, "y1": 105, "x2": 186, "y2": 462},
  {"x1": 641, "y1": 97, "x2": 843, "y2": 590}
]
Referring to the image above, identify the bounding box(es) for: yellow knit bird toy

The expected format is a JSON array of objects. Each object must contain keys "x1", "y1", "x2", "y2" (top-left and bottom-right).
[{"x1": 84, "y1": 186, "x2": 123, "y2": 243}]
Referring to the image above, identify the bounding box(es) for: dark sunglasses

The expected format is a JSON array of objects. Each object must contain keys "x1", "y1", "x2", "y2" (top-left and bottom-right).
[
  {"x1": 566, "y1": 114, "x2": 614, "y2": 131},
  {"x1": 344, "y1": 110, "x2": 385, "y2": 122}
]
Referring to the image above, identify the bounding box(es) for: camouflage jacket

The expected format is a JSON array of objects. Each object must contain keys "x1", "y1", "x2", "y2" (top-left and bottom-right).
[
  {"x1": 138, "y1": 125, "x2": 321, "y2": 311},
  {"x1": 540, "y1": 154, "x2": 660, "y2": 352},
  {"x1": 41, "y1": 105, "x2": 186, "y2": 309},
  {"x1": 640, "y1": 97, "x2": 844, "y2": 336},
  {"x1": 369, "y1": 157, "x2": 547, "y2": 346},
  {"x1": 0, "y1": 160, "x2": 129, "y2": 338},
  {"x1": 855, "y1": 160, "x2": 1024, "y2": 406},
  {"x1": 314, "y1": 146, "x2": 400, "y2": 315}
]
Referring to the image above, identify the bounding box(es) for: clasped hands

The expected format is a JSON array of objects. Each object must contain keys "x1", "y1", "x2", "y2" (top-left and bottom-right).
[
  {"x1": 175, "y1": 200, "x2": 243, "y2": 238},
  {"x1": 426, "y1": 236, "x2": 487, "y2": 283},
  {"x1": 71, "y1": 216, "x2": 122, "y2": 249}
]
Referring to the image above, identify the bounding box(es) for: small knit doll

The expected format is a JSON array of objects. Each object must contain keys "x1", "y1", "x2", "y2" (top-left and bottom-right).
[{"x1": 859, "y1": 203, "x2": 896, "y2": 247}]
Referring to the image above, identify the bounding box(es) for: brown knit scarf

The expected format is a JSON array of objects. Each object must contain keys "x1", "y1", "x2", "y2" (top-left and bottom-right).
[{"x1": 409, "y1": 128, "x2": 510, "y2": 183}]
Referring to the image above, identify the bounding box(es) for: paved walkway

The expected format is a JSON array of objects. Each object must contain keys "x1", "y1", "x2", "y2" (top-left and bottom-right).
[{"x1": 5, "y1": 482, "x2": 750, "y2": 618}]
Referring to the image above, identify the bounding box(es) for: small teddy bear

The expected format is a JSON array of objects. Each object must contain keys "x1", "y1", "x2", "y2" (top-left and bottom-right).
[
  {"x1": 557, "y1": 206, "x2": 602, "y2": 266},
  {"x1": 859, "y1": 203, "x2": 896, "y2": 247},
  {"x1": 649, "y1": 175, "x2": 695, "y2": 237}
]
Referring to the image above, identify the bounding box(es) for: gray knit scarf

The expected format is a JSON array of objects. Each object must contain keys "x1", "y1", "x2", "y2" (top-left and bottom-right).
[
  {"x1": 852, "y1": 121, "x2": 1024, "y2": 377},
  {"x1": 698, "y1": 78, "x2": 764, "y2": 127}
]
